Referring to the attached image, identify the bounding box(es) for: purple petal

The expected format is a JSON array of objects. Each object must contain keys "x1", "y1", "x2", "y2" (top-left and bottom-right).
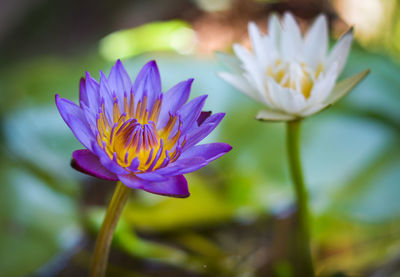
[
  {"x1": 55, "y1": 95, "x2": 94, "y2": 150},
  {"x1": 180, "y1": 142, "x2": 232, "y2": 164},
  {"x1": 127, "y1": 158, "x2": 140, "y2": 172},
  {"x1": 99, "y1": 71, "x2": 114, "y2": 121},
  {"x1": 71, "y1": 149, "x2": 118, "y2": 181},
  {"x1": 154, "y1": 142, "x2": 232, "y2": 176},
  {"x1": 108, "y1": 59, "x2": 132, "y2": 105},
  {"x1": 153, "y1": 157, "x2": 207, "y2": 176},
  {"x1": 118, "y1": 174, "x2": 190, "y2": 198},
  {"x1": 136, "y1": 172, "x2": 169, "y2": 182},
  {"x1": 197, "y1": 111, "x2": 212, "y2": 126},
  {"x1": 177, "y1": 95, "x2": 208, "y2": 133},
  {"x1": 79, "y1": 77, "x2": 88, "y2": 106},
  {"x1": 132, "y1": 60, "x2": 161, "y2": 110},
  {"x1": 80, "y1": 102, "x2": 97, "y2": 133},
  {"x1": 81, "y1": 72, "x2": 101, "y2": 110},
  {"x1": 184, "y1": 113, "x2": 225, "y2": 149},
  {"x1": 158, "y1": 78, "x2": 193, "y2": 128},
  {"x1": 91, "y1": 142, "x2": 128, "y2": 175}
]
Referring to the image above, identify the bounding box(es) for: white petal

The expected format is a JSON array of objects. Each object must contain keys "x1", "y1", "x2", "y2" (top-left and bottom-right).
[
  {"x1": 242, "y1": 71, "x2": 273, "y2": 106},
  {"x1": 326, "y1": 29, "x2": 353, "y2": 75},
  {"x1": 256, "y1": 109, "x2": 296, "y2": 122},
  {"x1": 232, "y1": 43, "x2": 271, "y2": 105},
  {"x1": 266, "y1": 78, "x2": 306, "y2": 114},
  {"x1": 232, "y1": 43, "x2": 261, "y2": 77},
  {"x1": 268, "y1": 13, "x2": 282, "y2": 49},
  {"x1": 233, "y1": 43, "x2": 255, "y2": 66},
  {"x1": 299, "y1": 103, "x2": 326, "y2": 117},
  {"x1": 248, "y1": 22, "x2": 273, "y2": 70},
  {"x1": 248, "y1": 21, "x2": 278, "y2": 69},
  {"x1": 248, "y1": 22, "x2": 264, "y2": 61},
  {"x1": 305, "y1": 62, "x2": 339, "y2": 108},
  {"x1": 303, "y1": 14, "x2": 328, "y2": 68},
  {"x1": 215, "y1": 51, "x2": 244, "y2": 75},
  {"x1": 281, "y1": 12, "x2": 303, "y2": 60},
  {"x1": 218, "y1": 71, "x2": 261, "y2": 102},
  {"x1": 301, "y1": 69, "x2": 370, "y2": 117},
  {"x1": 264, "y1": 77, "x2": 280, "y2": 108}
]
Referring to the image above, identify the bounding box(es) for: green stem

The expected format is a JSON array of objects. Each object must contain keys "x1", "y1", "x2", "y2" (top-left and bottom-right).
[
  {"x1": 286, "y1": 120, "x2": 314, "y2": 277},
  {"x1": 90, "y1": 181, "x2": 131, "y2": 277}
]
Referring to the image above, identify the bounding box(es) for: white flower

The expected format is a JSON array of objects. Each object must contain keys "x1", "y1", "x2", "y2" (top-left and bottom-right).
[{"x1": 218, "y1": 12, "x2": 369, "y2": 121}]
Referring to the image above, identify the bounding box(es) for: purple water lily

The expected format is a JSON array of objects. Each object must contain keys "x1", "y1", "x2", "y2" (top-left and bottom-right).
[{"x1": 56, "y1": 60, "x2": 231, "y2": 198}]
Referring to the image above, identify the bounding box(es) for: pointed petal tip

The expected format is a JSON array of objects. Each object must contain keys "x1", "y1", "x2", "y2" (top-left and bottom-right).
[
  {"x1": 268, "y1": 12, "x2": 281, "y2": 21},
  {"x1": 223, "y1": 143, "x2": 233, "y2": 153},
  {"x1": 113, "y1": 59, "x2": 126, "y2": 70},
  {"x1": 200, "y1": 94, "x2": 208, "y2": 104},
  {"x1": 352, "y1": 68, "x2": 370, "y2": 79},
  {"x1": 232, "y1": 43, "x2": 241, "y2": 52},
  {"x1": 342, "y1": 27, "x2": 354, "y2": 38},
  {"x1": 217, "y1": 72, "x2": 236, "y2": 86},
  {"x1": 217, "y1": 112, "x2": 226, "y2": 119},
  {"x1": 195, "y1": 94, "x2": 208, "y2": 103},
  {"x1": 180, "y1": 78, "x2": 194, "y2": 89},
  {"x1": 248, "y1": 21, "x2": 259, "y2": 31},
  {"x1": 209, "y1": 112, "x2": 226, "y2": 123},
  {"x1": 315, "y1": 13, "x2": 328, "y2": 22},
  {"x1": 312, "y1": 13, "x2": 328, "y2": 30},
  {"x1": 357, "y1": 68, "x2": 371, "y2": 78},
  {"x1": 99, "y1": 70, "x2": 107, "y2": 79},
  {"x1": 146, "y1": 60, "x2": 157, "y2": 68},
  {"x1": 323, "y1": 68, "x2": 370, "y2": 107},
  {"x1": 55, "y1": 94, "x2": 66, "y2": 110},
  {"x1": 197, "y1": 111, "x2": 212, "y2": 125},
  {"x1": 283, "y1": 11, "x2": 296, "y2": 21},
  {"x1": 55, "y1": 94, "x2": 62, "y2": 109}
]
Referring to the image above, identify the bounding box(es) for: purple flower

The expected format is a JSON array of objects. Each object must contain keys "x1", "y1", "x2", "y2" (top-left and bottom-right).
[{"x1": 56, "y1": 60, "x2": 231, "y2": 198}]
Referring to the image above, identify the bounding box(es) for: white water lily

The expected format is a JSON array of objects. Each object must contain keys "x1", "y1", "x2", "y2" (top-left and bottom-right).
[{"x1": 218, "y1": 13, "x2": 369, "y2": 121}]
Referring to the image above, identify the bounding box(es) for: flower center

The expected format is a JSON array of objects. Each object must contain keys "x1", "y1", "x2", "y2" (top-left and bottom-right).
[
  {"x1": 266, "y1": 59, "x2": 323, "y2": 99},
  {"x1": 96, "y1": 93, "x2": 183, "y2": 172}
]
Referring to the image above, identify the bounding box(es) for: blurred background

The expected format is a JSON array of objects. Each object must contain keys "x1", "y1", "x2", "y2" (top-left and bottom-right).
[{"x1": 0, "y1": 0, "x2": 400, "y2": 276}]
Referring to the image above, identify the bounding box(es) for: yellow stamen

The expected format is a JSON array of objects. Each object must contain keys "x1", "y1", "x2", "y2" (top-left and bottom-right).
[
  {"x1": 96, "y1": 93, "x2": 182, "y2": 172},
  {"x1": 266, "y1": 60, "x2": 323, "y2": 99}
]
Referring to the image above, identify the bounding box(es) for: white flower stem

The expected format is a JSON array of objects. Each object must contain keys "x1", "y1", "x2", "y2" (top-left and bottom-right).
[
  {"x1": 286, "y1": 120, "x2": 314, "y2": 277},
  {"x1": 90, "y1": 181, "x2": 131, "y2": 277}
]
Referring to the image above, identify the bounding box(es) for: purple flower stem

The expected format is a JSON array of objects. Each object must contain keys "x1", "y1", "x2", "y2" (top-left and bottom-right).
[
  {"x1": 90, "y1": 182, "x2": 131, "y2": 277},
  {"x1": 286, "y1": 120, "x2": 314, "y2": 277}
]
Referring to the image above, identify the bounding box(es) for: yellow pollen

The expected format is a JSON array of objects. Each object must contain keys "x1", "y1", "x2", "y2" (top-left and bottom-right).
[
  {"x1": 266, "y1": 60, "x2": 323, "y2": 99},
  {"x1": 96, "y1": 94, "x2": 182, "y2": 172}
]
